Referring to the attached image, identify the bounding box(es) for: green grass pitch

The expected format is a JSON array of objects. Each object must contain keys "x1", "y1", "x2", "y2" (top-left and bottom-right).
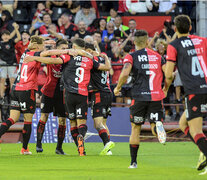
[{"x1": 0, "y1": 142, "x2": 206, "y2": 180}]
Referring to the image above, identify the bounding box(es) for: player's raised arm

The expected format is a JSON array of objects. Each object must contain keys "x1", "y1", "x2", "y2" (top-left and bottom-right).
[{"x1": 24, "y1": 55, "x2": 63, "y2": 64}]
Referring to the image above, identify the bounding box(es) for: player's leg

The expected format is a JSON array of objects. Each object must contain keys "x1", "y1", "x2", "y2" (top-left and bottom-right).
[
  {"x1": 54, "y1": 91, "x2": 67, "y2": 155},
  {"x1": 21, "y1": 113, "x2": 33, "y2": 155},
  {"x1": 103, "y1": 118, "x2": 110, "y2": 140},
  {"x1": 129, "y1": 123, "x2": 141, "y2": 168},
  {"x1": 64, "y1": 91, "x2": 78, "y2": 147},
  {"x1": 19, "y1": 90, "x2": 36, "y2": 155},
  {"x1": 0, "y1": 110, "x2": 20, "y2": 139},
  {"x1": 55, "y1": 117, "x2": 66, "y2": 155},
  {"x1": 70, "y1": 119, "x2": 78, "y2": 147},
  {"x1": 36, "y1": 94, "x2": 53, "y2": 152},
  {"x1": 185, "y1": 94, "x2": 207, "y2": 170},
  {"x1": 129, "y1": 100, "x2": 146, "y2": 168},
  {"x1": 148, "y1": 101, "x2": 166, "y2": 144},
  {"x1": 179, "y1": 112, "x2": 195, "y2": 143},
  {"x1": 0, "y1": 90, "x2": 21, "y2": 139},
  {"x1": 36, "y1": 113, "x2": 49, "y2": 151}
]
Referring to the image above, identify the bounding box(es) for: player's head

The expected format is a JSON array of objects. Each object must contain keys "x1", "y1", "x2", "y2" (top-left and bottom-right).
[
  {"x1": 56, "y1": 39, "x2": 69, "y2": 50},
  {"x1": 123, "y1": 41, "x2": 133, "y2": 54},
  {"x1": 1, "y1": 30, "x2": 10, "y2": 42},
  {"x1": 174, "y1": 14, "x2": 191, "y2": 34},
  {"x1": 85, "y1": 42, "x2": 95, "y2": 53},
  {"x1": 28, "y1": 35, "x2": 44, "y2": 51},
  {"x1": 134, "y1": 30, "x2": 148, "y2": 49},
  {"x1": 72, "y1": 38, "x2": 85, "y2": 49}
]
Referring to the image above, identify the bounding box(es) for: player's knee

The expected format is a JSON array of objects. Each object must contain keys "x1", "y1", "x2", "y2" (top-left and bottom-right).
[
  {"x1": 58, "y1": 117, "x2": 66, "y2": 126},
  {"x1": 40, "y1": 113, "x2": 49, "y2": 122}
]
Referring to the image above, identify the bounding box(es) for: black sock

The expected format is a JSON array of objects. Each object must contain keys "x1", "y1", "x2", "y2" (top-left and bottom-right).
[
  {"x1": 130, "y1": 144, "x2": 139, "y2": 165},
  {"x1": 36, "y1": 120, "x2": 46, "y2": 147},
  {"x1": 0, "y1": 118, "x2": 15, "y2": 138},
  {"x1": 70, "y1": 127, "x2": 79, "y2": 147},
  {"x1": 78, "y1": 124, "x2": 88, "y2": 137},
  {"x1": 194, "y1": 133, "x2": 207, "y2": 157},
  {"x1": 184, "y1": 126, "x2": 195, "y2": 143},
  {"x1": 22, "y1": 122, "x2": 32, "y2": 150},
  {"x1": 57, "y1": 125, "x2": 66, "y2": 150},
  {"x1": 98, "y1": 129, "x2": 109, "y2": 145}
]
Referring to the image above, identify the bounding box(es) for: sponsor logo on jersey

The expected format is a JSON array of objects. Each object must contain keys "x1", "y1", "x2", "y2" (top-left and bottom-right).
[
  {"x1": 141, "y1": 64, "x2": 158, "y2": 69},
  {"x1": 138, "y1": 55, "x2": 148, "y2": 62},
  {"x1": 181, "y1": 39, "x2": 193, "y2": 48}
]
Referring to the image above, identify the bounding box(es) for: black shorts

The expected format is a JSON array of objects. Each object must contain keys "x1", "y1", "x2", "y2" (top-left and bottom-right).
[
  {"x1": 64, "y1": 91, "x2": 88, "y2": 120},
  {"x1": 130, "y1": 99, "x2": 163, "y2": 125},
  {"x1": 91, "y1": 91, "x2": 112, "y2": 119},
  {"x1": 41, "y1": 91, "x2": 66, "y2": 117},
  {"x1": 185, "y1": 94, "x2": 207, "y2": 121},
  {"x1": 10, "y1": 89, "x2": 36, "y2": 114}
]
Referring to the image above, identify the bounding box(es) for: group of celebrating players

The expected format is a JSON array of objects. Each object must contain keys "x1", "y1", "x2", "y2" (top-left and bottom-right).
[{"x1": 0, "y1": 14, "x2": 207, "y2": 172}]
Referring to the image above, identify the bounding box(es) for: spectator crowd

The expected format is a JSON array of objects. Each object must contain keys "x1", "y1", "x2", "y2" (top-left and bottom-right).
[{"x1": 0, "y1": 0, "x2": 197, "y2": 122}]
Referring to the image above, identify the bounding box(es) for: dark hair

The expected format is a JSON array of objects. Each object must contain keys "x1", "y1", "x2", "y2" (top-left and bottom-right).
[
  {"x1": 43, "y1": 13, "x2": 51, "y2": 18},
  {"x1": 93, "y1": 31, "x2": 102, "y2": 36},
  {"x1": 1, "y1": 30, "x2": 10, "y2": 36},
  {"x1": 134, "y1": 30, "x2": 148, "y2": 38},
  {"x1": 30, "y1": 35, "x2": 44, "y2": 44},
  {"x1": 114, "y1": 30, "x2": 121, "y2": 38},
  {"x1": 85, "y1": 42, "x2": 95, "y2": 51},
  {"x1": 129, "y1": 19, "x2": 136, "y2": 22},
  {"x1": 123, "y1": 41, "x2": 133, "y2": 53},
  {"x1": 21, "y1": 30, "x2": 30, "y2": 36},
  {"x1": 73, "y1": 38, "x2": 85, "y2": 48},
  {"x1": 61, "y1": 12, "x2": 70, "y2": 18},
  {"x1": 110, "y1": 38, "x2": 118, "y2": 43},
  {"x1": 2, "y1": 10, "x2": 12, "y2": 22},
  {"x1": 174, "y1": 14, "x2": 191, "y2": 34},
  {"x1": 0, "y1": 1, "x2": 2, "y2": 5},
  {"x1": 81, "y1": 2, "x2": 91, "y2": 9},
  {"x1": 56, "y1": 39, "x2": 68, "y2": 47}
]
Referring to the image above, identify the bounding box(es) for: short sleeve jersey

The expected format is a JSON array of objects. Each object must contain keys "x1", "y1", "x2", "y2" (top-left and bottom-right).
[
  {"x1": 13, "y1": 49, "x2": 41, "y2": 91},
  {"x1": 124, "y1": 48, "x2": 165, "y2": 101},
  {"x1": 90, "y1": 56, "x2": 111, "y2": 92},
  {"x1": 166, "y1": 35, "x2": 207, "y2": 95},
  {"x1": 41, "y1": 55, "x2": 63, "y2": 98},
  {"x1": 60, "y1": 54, "x2": 100, "y2": 96}
]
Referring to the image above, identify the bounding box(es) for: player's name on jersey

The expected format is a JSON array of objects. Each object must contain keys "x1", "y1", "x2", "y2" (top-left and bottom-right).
[
  {"x1": 141, "y1": 64, "x2": 158, "y2": 69},
  {"x1": 187, "y1": 47, "x2": 204, "y2": 56}
]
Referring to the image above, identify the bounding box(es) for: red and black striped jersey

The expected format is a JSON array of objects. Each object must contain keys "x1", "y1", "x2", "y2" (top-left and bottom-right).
[
  {"x1": 41, "y1": 55, "x2": 63, "y2": 97},
  {"x1": 124, "y1": 48, "x2": 165, "y2": 101},
  {"x1": 60, "y1": 54, "x2": 100, "y2": 96},
  {"x1": 90, "y1": 56, "x2": 111, "y2": 92},
  {"x1": 13, "y1": 49, "x2": 41, "y2": 91},
  {"x1": 167, "y1": 35, "x2": 207, "y2": 95}
]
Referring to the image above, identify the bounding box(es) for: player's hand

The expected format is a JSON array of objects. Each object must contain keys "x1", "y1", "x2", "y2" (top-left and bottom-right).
[
  {"x1": 114, "y1": 86, "x2": 121, "y2": 96},
  {"x1": 23, "y1": 55, "x2": 34, "y2": 63}
]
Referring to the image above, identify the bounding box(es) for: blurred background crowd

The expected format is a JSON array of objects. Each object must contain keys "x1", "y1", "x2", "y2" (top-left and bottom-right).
[{"x1": 0, "y1": 0, "x2": 198, "y2": 122}]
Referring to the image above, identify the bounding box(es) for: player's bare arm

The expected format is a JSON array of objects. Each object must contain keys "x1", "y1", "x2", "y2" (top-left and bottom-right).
[
  {"x1": 24, "y1": 56, "x2": 63, "y2": 64},
  {"x1": 114, "y1": 63, "x2": 132, "y2": 96},
  {"x1": 98, "y1": 54, "x2": 111, "y2": 71},
  {"x1": 163, "y1": 61, "x2": 175, "y2": 96}
]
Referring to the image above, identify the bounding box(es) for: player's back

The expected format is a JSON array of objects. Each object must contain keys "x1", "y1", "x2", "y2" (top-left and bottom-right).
[
  {"x1": 13, "y1": 49, "x2": 41, "y2": 91},
  {"x1": 60, "y1": 54, "x2": 95, "y2": 96},
  {"x1": 167, "y1": 35, "x2": 207, "y2": 95},
  {"x1": 124, "y1": 48, "x2": 165, "y2": 101},
  {"x1": 41, "y1": 56, "x2": 63, "y2": 97},
  {"x1": 90, "y1": 56, "x2": 111, "y2": 92}
]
